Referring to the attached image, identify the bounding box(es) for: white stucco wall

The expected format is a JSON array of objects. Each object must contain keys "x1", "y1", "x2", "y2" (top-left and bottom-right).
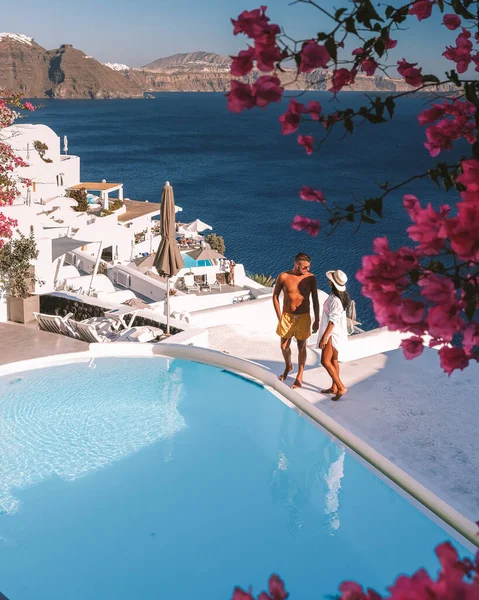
[{"x1": 0, "y1": 124, "x2": 80, "y2": 204}]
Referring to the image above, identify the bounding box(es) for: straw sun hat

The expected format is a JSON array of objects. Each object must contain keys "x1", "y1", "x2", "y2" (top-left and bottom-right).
[{"x1": 326, "y1": 269, "x2": 348, "y2": 292}]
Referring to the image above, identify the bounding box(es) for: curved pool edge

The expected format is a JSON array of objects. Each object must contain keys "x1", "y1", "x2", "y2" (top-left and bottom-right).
[{"x1": 1, "y1": 342, "x2": 477, "y2": 549}]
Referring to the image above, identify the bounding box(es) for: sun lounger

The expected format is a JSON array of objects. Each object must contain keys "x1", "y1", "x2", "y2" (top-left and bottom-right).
[
  {"x1": 70, "y1": 320, "x2": 163, "y2": 344},
  {"x1": 206, "y1": 271, "x2": 222, "y2": 291},
  {"x1": 33, "y1": 312, "x2": 77, "y2": 338},
  {"x1": 183, "y1": 274, "x2": 200, "y2": 294}
]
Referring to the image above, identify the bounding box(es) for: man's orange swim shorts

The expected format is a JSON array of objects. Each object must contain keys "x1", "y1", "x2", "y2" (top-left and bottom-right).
[{"x1": 276, "y1": 312, "x2": 311, "y2": 341}]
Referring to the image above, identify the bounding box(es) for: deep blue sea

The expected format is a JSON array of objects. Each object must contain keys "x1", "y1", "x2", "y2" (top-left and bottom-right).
[{"x1": 24, "y1": 92, "x2": 465, "y2": 328}]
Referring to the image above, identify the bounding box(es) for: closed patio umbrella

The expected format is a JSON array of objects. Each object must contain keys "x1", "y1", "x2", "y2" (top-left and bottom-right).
[{"x1": 153, "y1": 181, "x2": 184, "y2": 335}]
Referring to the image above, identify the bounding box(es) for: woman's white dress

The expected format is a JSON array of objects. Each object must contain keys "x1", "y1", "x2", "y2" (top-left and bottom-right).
[{"x1": 316, "y1": 294, "x2": 348, "y2": 352}]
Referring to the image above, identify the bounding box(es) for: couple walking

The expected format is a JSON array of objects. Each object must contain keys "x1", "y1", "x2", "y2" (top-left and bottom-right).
[{"x1": 273, "y1": 252, "x2": 350, "y2": 401}]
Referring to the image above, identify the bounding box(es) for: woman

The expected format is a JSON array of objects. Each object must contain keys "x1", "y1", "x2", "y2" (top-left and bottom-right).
[{"x1": 317, "y1": 269, "x2": 350, "y2": 401}]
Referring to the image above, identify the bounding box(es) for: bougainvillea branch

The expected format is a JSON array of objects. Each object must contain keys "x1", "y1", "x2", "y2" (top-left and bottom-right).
[
  {"x1": 227, "y1": 1, "x2": 479, "y2": 374},
  {"x1": 0, "y1": 92, "x2": 34, "y2": 248}
]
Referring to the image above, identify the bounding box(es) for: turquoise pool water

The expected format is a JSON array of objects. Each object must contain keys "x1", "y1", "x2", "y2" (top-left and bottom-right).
[
  {"x1": 0, "y1": 358, "x2": 471, "y2": 600},
  {"x1": 181, "y1": 252, "x2": 212, "y2": 268}
]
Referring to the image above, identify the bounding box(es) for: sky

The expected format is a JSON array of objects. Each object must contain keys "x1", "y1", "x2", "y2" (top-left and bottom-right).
[{"x1": 2, "y1": 0, "x2": 456, "y2": 73}]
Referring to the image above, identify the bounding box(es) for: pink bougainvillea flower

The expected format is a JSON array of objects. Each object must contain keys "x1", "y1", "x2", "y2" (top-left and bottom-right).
[
  {"x1": 443, "y1": 14, "x2": 461, "y2": 30},
  {"x1": 408, "y1": 0, "x2": 434, "y2": 20},
  {"x1": 424, "y1": 121, "x2": 456, "y2": 156},
  {"x1": 253, "y1": 75, "x2": 284, "y2": 107},
  {"x1": 299, "y1": 186, "x2": 326, "y2": 202},
  {"x1": 278, "y1": 99, "x2": 305, "y2": 135},
  {"x1": 418, "y1": 274, "x2": 456, "y2": 305},
  {"x1": 397, "y1": 59, "x2": 423, "y2": 87},
  {"x1": 291, "y1": 215, "x2": 320, "y2": 236},
  {"x1": 457, "y1": 158, "x2": 479, "y2": 202},
  {"x1": 352, "y1": 47, "x2": 364, "y2": 56},
  {"x1": 230, "y1": 47, "x2": 256, "y2": 76},
  {"x1": 23, "y1": 101, "x2": 35, "y2": 111},
  {"x1": 427, "y1": 303, "x2": 465, "y2": 342},
  {"x1": 232, "y1": 587, "x2": 254, "y2": 600},
  {"x1": 417, "y1": 104, "x2": 447, "y2": 126},
  {"x1": 463, "y1": 323, "x2": 479, "y2": 354},
  {"x1": 255, "y1": 40, "x2": 283, "y2": 72},
  {"x1": 306, "y1": 100, "x2": 322, "y2": 120},
  {"x1": 446, "y1": 202, "x2": 479, "y2": 262},
  {"x1": 297, "y1": 134, "x2": 314, "y2": 154},
  {"x1": 443, "y1": 29, "x2": 473, "y2": 73},
  {"x1": 231, "y1": 6, "x2": 270, "y2": 38},
  {"x1": 384, "y1": 36, "x2": 397, "y2": 49},
  {"x1": 438, "y1": 346, "x2": 470, "y2": 375},
  {"x1": 330, "y1": 68, "x2": 357, "y2": 93},
  {"x1": 268, "y1": 574, "x2": 288, "y2": 600},
  {"x1": 361, "y1": 58, "x2": 378, "y2": 76},
  {"x1": 401, "y1": 337, "x2": 425, "y2": 360},
  {"x1": 404, "y1": 195, "x2": 449, "y2": 255},
  {"x1": 226, "y1": 81, "x2": 256, "y2": 112},
  {"x1": 298, "y1": 40, "x2": 331, "y2": 73}
]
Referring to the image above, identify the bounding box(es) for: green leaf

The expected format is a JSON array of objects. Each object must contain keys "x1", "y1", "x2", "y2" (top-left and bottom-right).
[
  {"x1": 361, "y1": 214, "x2": 377, "y2": 224},
  {"x1": 374, "y1": 37, "x2": 385, "y2": 56},
  {"x1": 367, "y1": 114, "x2": 387, "y2": 124},
  {"x1": 409, "y1": 269, "x2": 420, "y2": 284},
  {"x1": 428, "y1": 168, "x2": 440, "y2": 188},
  {"x1": 334, "y1": 7, "x2": 348, "y2": 19},
  {"x1": 451, "y1": 0, "x2": 475, "y2": 19},
  {"x1": 464, "y1": 286, "x2": 478, "y2": 320},
  {"x1": 436, "y1": 0, "x2": 444, "y2": 11},
  {"x1": 346, "y1": 204, "x2": 355, "y2": 212},
  {"x1": 385, "y1": 96, "x2": 395, "y2": 119},
  {"x1": 344, "y1": 17, "x2": 357, "y2": 34},
  {"x1": 393, "y1": 5, "x2": 409, "y2": 23},
  {"x1": 365, "y1": 197, "x2": 383, "y2": 217},
  {"x1": 344, "y1": 118, "x2": 354, "y2": 134},
  {"x1": 422, "y1": 74, "x2": 440, "y2": 84},
  {"x1": 317, "y1": 32, "x2": 328, "y2": 41},
  {"x1": 325, "y1": 37, "x2": 337, "y2": 61},
  {"x1": 464, "y1": 82, "x2": 479, "y2": 104},
  {"x1": 446, "y1": 69, "x2": 461, "y2": 86},
  {"x1": 385, "y1": 5, "x2": 395, "y2": 18}
]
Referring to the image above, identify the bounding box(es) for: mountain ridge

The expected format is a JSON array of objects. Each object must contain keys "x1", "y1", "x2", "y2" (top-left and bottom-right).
[{"x1": 0, "y1": 36, "x2": 450, "y2": 98}]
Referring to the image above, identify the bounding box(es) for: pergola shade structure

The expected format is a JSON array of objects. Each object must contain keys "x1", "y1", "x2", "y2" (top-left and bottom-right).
[{"x1": 66, "y1": 182, "x2": 124, "y2": 210}]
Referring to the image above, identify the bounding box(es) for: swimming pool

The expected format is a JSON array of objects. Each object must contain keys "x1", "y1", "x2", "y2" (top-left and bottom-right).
[
  {"x1": 0, "y1": 357, "x2": 472, "y2": 600},
  {"x1": 181, "y1": 252, "x2": 212, "y2": 268}
]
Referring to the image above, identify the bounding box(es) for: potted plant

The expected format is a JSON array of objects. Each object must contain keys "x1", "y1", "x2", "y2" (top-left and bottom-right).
[{"x1": 0, "y1": 229, "x2": 41, "y2": 323}]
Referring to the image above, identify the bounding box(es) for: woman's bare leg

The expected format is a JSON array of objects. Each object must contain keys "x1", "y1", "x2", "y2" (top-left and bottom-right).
[
  {"x1": 331, "y1": 346, "x2": 347, "y2": 400},
  {"x1": 320, "y1": 339, "x2": 346, "y2": 398}
]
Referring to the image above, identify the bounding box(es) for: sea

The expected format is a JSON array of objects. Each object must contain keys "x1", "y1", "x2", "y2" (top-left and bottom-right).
[{"x1": 23, "y1": 92, "x2": 466, "y2": 329}]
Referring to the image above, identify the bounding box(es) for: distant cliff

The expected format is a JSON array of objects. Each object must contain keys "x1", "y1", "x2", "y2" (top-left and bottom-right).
[
  {"x1": 0, "y1": 34, "x2": 143, "y2": 99},
  {"x1": 0, "y1": 37, "x2": 451, "y2": 98}
]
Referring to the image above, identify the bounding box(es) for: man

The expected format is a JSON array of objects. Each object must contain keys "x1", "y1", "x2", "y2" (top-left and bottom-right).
[{"x1": 273, "y1": 252, "x2": 319, "y2": 389}]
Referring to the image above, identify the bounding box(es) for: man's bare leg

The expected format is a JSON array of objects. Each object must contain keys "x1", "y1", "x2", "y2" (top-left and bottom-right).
[
  {"x1": 292, "y1": 339, "x2": 307, "y2": 389},
  {"x1": 279, "y1": 337, "x2": 293, "y2": 381}
]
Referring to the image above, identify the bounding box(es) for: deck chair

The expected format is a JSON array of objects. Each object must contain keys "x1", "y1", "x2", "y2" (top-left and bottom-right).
[
  {"x1": 346, "y1": 300, "x2": 363, "y2": 335},
  {"x1": 33, "y1": 312, "x2": 77, "y2": 338},
  {"x1": 183, "y1": 274, "x2": 200, "y2": 294},
  {"x1": 206, "y1": 271, "x2": 222, "y2": 291}
]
